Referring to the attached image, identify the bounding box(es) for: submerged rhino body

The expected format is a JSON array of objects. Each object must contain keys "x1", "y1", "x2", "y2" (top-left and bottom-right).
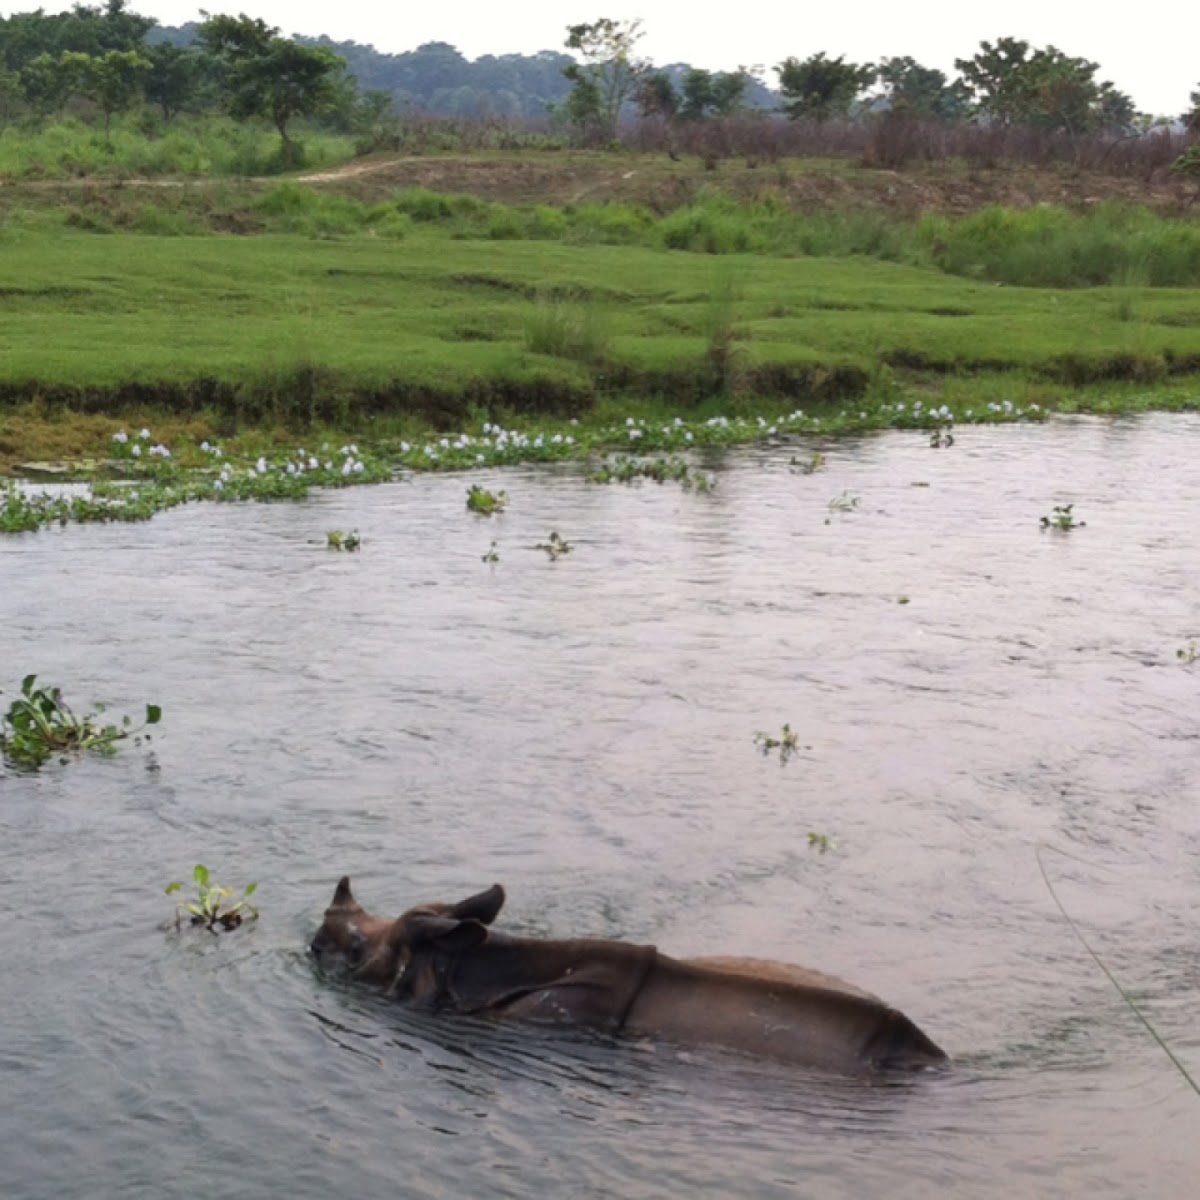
[{"x1": 310, "y1": 878, "x2": 947, "y2": 1075}]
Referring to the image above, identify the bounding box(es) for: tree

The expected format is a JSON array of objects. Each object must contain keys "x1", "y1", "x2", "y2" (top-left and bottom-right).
[
  {"x1": 198, "y1": 13, "x2": 345, "y2": 165},
  {"x1": 142, "y1": 42, "x2": 203, "y2": 122},
  {"x1": 78, "y1": 48, "x2": 151, "y2": 133},
  {"x1": 635, "y1": 70, "x2": 678, "y2": 120},
  {"x1": 1182, "y1": 85, "x2": 1199, "y2": 134},
  {"x1": 674, "y1": 67, "x2": 750, "y2": 121},
  {"x1": 20, "y1": 52, "x2": 86, "y2": 117},
  {"x1": 776, "y1": 53, "x2": 875, "y2": 122},
  {"x1": 708, "y1": 70, "x2": 751, "y2": 117},
  {"x1": 955, "y1": 38, "x2": 1137, "y2": 134},
  {"x1": 875, "y1": 56, "x2": 971, "y2": 120},
  {"x1": 560, "y1": 17, "x2": 645, "y2": 141}
]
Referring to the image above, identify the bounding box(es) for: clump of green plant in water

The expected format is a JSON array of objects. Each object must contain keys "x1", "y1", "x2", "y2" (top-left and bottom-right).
[
  {"x1": 536, "y1": 531, "x2": 572, "y2": 560},
  {"x1": 589, "y1": 455, "x2": 690, "y2": 485},
  {"x1": 827, "y1": 490, "x2": 860, "y2": 514},
  {"x1": 482, "y1": 541, "x2": 500, "y2": 563},
  {"x1": 929, "y1": 427, "x2": 955, "y2": 448},
  {"x1": 1040, "y1": 504, "x2": 1085, "y2": 531},
  {"x1": 467, "y1": 484, "x2": 508, "y2": 514},
  {"x1": 326, "y1": 529, "x2": 361, "y2": 551},
  {"x1": 754, "y1": 723, "x2": 799, "y2": 763},
  {"x1": 166, "y1": 865, "x2": 259, "y2": 934},
  {"x1": 789, "y1": 452, "x2": 826, "y2": 475},
  {"x1": 1177, "y1": 642, "x2": 1199, "y2": 664},
  {"x1": 808, "y1": 832, "x2": 836, "y2": 854},
  {"x1": 1, "y1": 675, "x2": 161, "y2": 769}
]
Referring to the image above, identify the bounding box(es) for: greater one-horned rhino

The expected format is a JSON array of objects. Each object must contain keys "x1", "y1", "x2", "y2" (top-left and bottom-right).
[{"x1": 310, "y1": 878, "x2": 947, "y2": 1075}]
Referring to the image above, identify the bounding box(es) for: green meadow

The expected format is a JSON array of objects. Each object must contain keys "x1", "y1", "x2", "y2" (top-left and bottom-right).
[{"x1": 2, "y1": 178, "x2": 1200, "y2": 476}]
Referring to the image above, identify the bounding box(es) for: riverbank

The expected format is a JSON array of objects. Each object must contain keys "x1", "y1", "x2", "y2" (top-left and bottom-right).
[{"x1": 2, "y1": 155, "x2": 1199, "y2": 520}]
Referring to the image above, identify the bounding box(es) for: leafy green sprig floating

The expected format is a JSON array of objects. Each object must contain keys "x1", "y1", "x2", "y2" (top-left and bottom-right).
[
  {"x1": 167, "y1": 865, "x2": 259, "y2": 933},
  {"x1": 1, "y1": 674, "x2": 161, "y2": 769}
]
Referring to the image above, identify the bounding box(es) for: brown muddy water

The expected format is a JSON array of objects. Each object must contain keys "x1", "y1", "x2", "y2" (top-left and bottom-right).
[{"x1": 1, "y1": 414, "x2": 1198, "y2": 1199}]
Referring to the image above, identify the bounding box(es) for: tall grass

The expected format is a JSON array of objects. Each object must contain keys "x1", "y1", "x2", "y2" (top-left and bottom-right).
[
  {"x1": 7, "y1": 156, "x2": 1200, "y2": 289},
  {"x1": 523, "y1": 295, "x2": 611, "y2": 365},
  {"x1": 0, "y1": 115, "x2": 356, "y2": 179},
  {"x1": 916, "y1": 203, "x2": 1200, "y2": 288}
]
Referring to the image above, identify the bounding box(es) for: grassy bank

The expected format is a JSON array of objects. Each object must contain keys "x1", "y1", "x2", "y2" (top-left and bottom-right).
[
  {"x1": 1, "y1": 220, "x2": 1199, "y2": 414},
  {"x1": 2, "y1": 172, "x2": 1200, "y2": 529}
]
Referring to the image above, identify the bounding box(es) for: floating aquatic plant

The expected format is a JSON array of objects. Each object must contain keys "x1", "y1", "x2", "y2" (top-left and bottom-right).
[
  {"x1": 166, "y1": 865, "x2": 259, "y2": 933},
  {"x1": 754, "y1": 723, "x2": 800, "y2": 763},
  {"x1": 481, "y1": 541, "x2": 500, "y2": 563},
  {"x1": 789, "y1": 452, "x2": 826, "y2": 475},
  {"x1": 808, "y1": 832, "x2": 835, "y2": 854},
  {"x1": 827, "y1": 490, "x2": 860, "y2": 514},
  {"x1": 536, "y1": 531, "x2": 572, "y2": 561},
  {"x1": 467, "y1": 484, "x2": 508, "y2": 514},
  {"x1": 0, "y1": 674, "x2": 161, "y2": 769},
  {"x1": 1040, "y1": 504, "x2": 1085, "y2": 531},
  {"x1": 929, "y1": 427, "x2": 955, "y2": 448},
  {"x1": 1177, "y1": 642, "x2": 1199, "y2": 664},
  {"x1": 326, "y1": 529, "x2": 361, "y2": 551}
]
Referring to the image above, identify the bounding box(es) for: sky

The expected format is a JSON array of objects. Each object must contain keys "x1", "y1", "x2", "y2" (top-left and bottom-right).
[{"x1": 5, "y1": 2, "x2": 1196, "y2": 117}]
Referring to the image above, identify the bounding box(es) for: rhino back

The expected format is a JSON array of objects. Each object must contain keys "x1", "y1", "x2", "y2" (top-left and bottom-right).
[{"x1": 626, "y1": 954, "x2": 946, "y2": 1073}]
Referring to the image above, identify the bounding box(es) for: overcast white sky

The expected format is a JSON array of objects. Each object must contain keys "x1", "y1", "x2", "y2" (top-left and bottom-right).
[{"x1": 4, "y1": 2, "x2": 1195, "y2": 117}]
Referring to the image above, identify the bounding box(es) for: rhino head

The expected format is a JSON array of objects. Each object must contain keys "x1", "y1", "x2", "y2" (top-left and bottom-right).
[{"x1": 309, "y1": 876, "x2": 506, "y2": 995}]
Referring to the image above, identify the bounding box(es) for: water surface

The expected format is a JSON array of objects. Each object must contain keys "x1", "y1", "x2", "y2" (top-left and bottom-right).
[{"x1": 2, "y1": 414, "x2": 1198, "y2": 1198}]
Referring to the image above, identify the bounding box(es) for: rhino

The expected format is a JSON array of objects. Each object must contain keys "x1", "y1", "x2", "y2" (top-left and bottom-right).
[{"x1": 309, "y1": 877, "x2": 947, "y2": 1075}]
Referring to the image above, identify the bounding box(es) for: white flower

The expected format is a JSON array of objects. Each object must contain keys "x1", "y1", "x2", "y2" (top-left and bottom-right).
[
  {"x1": 131, "y1": 444, "x2": 141, "y2": 457},
  {"x1": 200, "y1": 440, "x2": 210, "y2": 452},
  {"x1": 353, "y1": 461, "x2": 364, "y2": 474},
  {"x1": 324, "y1": 461, "x2": 333, "y2": 471},
  {"x1": 309, "y1": 457, "x2": 318, "y2": 470},
  {"x1": 139, "y1": 428, "x2": 151, "y2": 440},
  {"x1": 675, "y1": 417, "x2": 683, "y2": 427},
  {"x1": 440, "y1": 438, "x2": 450, "y2": 450},
  {"x1": 565, "y1": 436, "x2": 574, "y2": 445},
  {"x1": 112, "y1": 430, "x2": 128, "y2": 444},
  {"x1": 350, "y1": 444, "x2": 358, "y2": 454},
  {"x1": 476, "y1": 453, "x2": 485, "y2": 464},
  {"x1": 629, "y1": 429, "x2": 642, "y2": 440},
  {"x1": 626, "y1": 417, "x2": 635, "y2": 426},
  {"x1": 552, "y1": 433, "x2": 562, "y2": 444},
  {"x1": 286, "y1": 462, "x2": 296, "y2": 475},
  {"x1": 214, "y1": 479, "x2": 224, "y2": 491},
  {"x1": 213, "y1": 448, "x2": 222, "y2": 458},
  {"x1": 400, "y1": 442, "x2": 411, "y2": 453},
  {"x1": 684, "y1": 431, "x2": 693, "y2": 442},
  {"x1": 256, "y1": 457, "x2": 268, "y2": 473},
  {"x1": 342, "y1": 460, "x2": 353, "y2": 476}
]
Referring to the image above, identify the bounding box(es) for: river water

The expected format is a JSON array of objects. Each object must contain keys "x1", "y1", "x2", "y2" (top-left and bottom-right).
[{"x1": 2, "y1": 415, "x2": 1198, "y2": 1198}]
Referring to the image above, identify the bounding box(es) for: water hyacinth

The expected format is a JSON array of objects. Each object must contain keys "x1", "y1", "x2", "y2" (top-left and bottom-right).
[{"x1": 4, "y1": 394, "x2": 1044, "y2": 536}]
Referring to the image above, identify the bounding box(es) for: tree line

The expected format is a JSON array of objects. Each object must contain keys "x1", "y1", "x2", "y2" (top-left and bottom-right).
[{"x1": 0, "y1": 4, "x2": 1196, "y2": 164}]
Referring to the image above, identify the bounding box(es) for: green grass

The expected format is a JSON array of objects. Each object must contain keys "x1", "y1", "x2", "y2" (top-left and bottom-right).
[
  {"x1": 0, "y1": 114, "x2": 356, "y2": 179},
  {"x1": 0, "y1": 224, "x2": 1198, "y2": 430}
]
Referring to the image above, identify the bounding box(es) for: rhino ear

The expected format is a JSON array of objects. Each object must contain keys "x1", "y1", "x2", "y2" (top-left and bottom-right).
[
  {"x1": 408, "y1": 914, "x2": 489, "y2": 951},
  {"x1": 450, "y1": 883, "x2": 505, "y2": 925},
  {"x1": 330, "y1": 876, "x2": 357, "y2": 909}
]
